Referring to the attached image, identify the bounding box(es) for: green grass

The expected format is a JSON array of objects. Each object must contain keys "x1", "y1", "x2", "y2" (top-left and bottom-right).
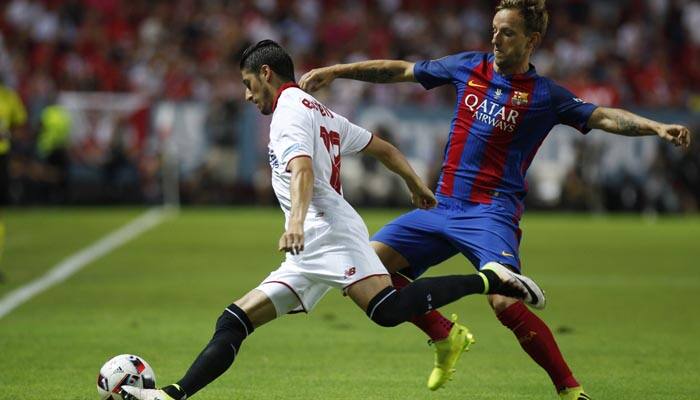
[{"x1": 1, "y1": 208, "x2": 699, "y2": 399}]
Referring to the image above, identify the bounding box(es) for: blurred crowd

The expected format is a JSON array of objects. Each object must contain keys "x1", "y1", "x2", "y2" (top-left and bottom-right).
[{"x1": 1, "y1": 0, "x2": 699, "y2": 212}]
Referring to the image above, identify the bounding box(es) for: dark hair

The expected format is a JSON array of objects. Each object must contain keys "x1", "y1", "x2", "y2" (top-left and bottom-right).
[
  {"x1": 239, "y1": 39, "x2": 295, "y2": 82},
  {"x1": 496, "y1": 0, "x2": 549, "y2": 37}
]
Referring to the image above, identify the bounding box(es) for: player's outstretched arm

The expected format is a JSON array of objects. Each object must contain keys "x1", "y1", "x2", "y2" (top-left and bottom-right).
[
  {"x1": 363, "y1": 135, "x2": 437, "y2": 210},
  {"x1": 299, "y1": 60, "x2": 416, "y2": 92},
  {"x1": 281, "y1": 156, "x2": 314, "y2": 255},
  {"x1": 587, "y1": 107, "x2": 692, "y2": 148}
]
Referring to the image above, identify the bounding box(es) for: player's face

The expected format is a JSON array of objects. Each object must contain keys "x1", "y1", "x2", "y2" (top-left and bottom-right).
[
  {"x1": 242, "y1": 67, "x2": 274, "y2": 115},
  {"x1": 491, "y1": 9, "x2": 538, "y2": 74}
]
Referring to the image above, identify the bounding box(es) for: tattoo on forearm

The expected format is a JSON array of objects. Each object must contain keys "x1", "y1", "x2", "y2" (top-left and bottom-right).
[
  {"x1": 614, "y1": 115, "x2": 642, "y2": 136},
  {"x1": 342, "y1": 68, "x2": 398, "y2": 83}
]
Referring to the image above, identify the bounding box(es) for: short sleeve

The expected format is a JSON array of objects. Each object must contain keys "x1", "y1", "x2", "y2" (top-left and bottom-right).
[
  {"x1": 413, "y1": 52, "x2": 479, "y2": 90},
  {"x1": 270, "y1": 102, "x2": 314, "y2": 170},
  {"x1": 338, "y1": 116, "x2": 372, "y2": 156},
  {"x1": 548, "y1": 80, "x2": 598, "y2": 134}
]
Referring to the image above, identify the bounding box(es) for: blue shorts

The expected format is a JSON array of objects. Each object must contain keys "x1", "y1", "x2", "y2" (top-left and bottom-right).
[{"x1": 371, "y1": 195, "x2": 523, "y2": 280}]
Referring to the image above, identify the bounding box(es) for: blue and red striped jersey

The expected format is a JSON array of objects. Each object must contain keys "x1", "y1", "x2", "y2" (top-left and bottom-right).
[{"x1": 414, "y1": 51, "x2": 597, "y2": 206}]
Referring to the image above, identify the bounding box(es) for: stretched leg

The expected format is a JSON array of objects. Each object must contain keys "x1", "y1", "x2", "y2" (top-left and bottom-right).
[
  {"x1": 372, "y1": 241, "x2": 457, "y2": 341},
  {"x1": 122, "y1": 289, "x2": 277, "y2": 400},
  {"x1": 344, "y1": 266, "x2": 535, "y2": 327},
  {"x1": 489, "y1": 294, "x2": 586, "y2": 398}
]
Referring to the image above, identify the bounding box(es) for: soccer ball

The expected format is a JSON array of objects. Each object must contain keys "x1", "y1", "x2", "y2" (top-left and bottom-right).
[{"x1": 96, "y1": 354, "x2": 156, "y2": 400}]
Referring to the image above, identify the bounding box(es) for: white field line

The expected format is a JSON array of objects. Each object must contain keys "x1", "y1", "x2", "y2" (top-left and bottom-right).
[{"x1": 0, "y1": 207, "x2": 173, "y2": 320}]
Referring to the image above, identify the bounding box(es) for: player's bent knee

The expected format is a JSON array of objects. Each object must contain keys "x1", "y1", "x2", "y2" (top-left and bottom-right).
[
  {"x1": 365, "y1": 286, "x2": 406, "y2": 327},
  {"x1": 234, "y1": 288, "x2": 279, "y2": 328},
  {"x1": 369, "y1": 309, "x2": 404, "y2": 327},
  {"x1": 488, "y1": 293, "x2": 519, "y2": 314},
  {"x1": 215, "y1": 304, "x2": 254, "y2": 339}
]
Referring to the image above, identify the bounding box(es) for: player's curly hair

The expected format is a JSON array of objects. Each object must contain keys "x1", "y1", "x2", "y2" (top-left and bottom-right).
[
  {"x1": 496, "y1": 0, "x2": 549, "y2": 37},
  {"x1": 239, "y1": 39, "x2": 295, "y2": 82}
]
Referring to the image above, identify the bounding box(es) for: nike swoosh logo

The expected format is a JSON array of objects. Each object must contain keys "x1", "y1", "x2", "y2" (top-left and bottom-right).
[
  {"x1": 468, "y1": 80, "x2": 488, "y2": 89},
  {"x1": 516, "y1": 275, "x2": 540, "y2": 305},
  {"x1": 501, "y1": 250, "x2": 514, "y2": 257}
]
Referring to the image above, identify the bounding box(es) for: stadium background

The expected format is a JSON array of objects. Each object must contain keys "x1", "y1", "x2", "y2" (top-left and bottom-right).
[
  {"x1": 1, "y1": 1, "x2": 699, "y2": 400},
  {"x1": 1, "y1": 0, "x2": 699, "y2": 211}
]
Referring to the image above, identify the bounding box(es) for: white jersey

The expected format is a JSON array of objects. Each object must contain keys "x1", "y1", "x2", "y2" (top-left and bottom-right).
[
  {"x1": 268, "y1": 84, "x2": 372, "y2": 228},
  {"x1": 258, "y1": 83, "x2": 388, "y2": 314}
]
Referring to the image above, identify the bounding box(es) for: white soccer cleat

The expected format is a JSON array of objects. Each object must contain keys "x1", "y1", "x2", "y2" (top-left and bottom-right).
[
  {"x1": 120, "y1": 385, "x2": 175, "y2": 400},
  {"x1": 482, "y1": 262, "x2": 546, "y2": 309}
]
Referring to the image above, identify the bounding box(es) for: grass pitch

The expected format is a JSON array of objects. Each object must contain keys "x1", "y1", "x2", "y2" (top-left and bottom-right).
[{"x1": 1, "y1": 208, "x2": 698, "y2": 399}]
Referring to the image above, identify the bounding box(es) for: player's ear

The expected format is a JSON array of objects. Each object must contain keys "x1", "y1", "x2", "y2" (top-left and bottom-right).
[
  {"x1": 528, "y1": 32, "x2": 541, "y2": 51},
  {"x1": 260, "y1": 65, "x2": 272, "y2": 82}
]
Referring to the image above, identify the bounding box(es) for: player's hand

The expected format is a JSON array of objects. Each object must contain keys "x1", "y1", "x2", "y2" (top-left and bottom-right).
[
  {"x1": 409, "y1": 183, "x2": 437, "y2": 210},
  {"x1": 657, "y1": 124, "x2": 691, "y2": 148},
  {"x1": 299, "y1": 67, "x2": 337, "y2": 92},
  {"x1": 278, "y1": 223, "x2": 305, "y2": 255}
]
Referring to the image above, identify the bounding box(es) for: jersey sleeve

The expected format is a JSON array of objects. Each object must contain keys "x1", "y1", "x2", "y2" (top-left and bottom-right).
[
  {"x1": 270, "y1": 102, "x2": 314, "y2": 170},
  {"x1": 548, "y1": 80, "x2": 598, "y2": 134},
  {"x1": 338, "y1": 115, "x2": 372, "y2": 156},
  {"x1": 413, "y1": 52, "x2": 477, "y2": 90}
]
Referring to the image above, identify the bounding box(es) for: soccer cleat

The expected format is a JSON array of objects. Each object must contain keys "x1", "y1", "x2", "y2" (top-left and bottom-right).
[
  {"x1": 482, "y1": 262, "x2": 547, "y2": 309},
  {"x1": 427, "y1": 314, "x2": 476, "y2": 391},
  {"x1": 120, "y1": 386, "x2": 175, "y2": 400},
  {"x1": 558, "y1": 386, "x2": 591, "y2": 400}
]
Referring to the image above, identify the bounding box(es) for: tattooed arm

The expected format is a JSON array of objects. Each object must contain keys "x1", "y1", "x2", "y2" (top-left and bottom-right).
[
  {"x1": 587, "y1": 107, "x2": 691, "y2": 148},
  {"x1": 299, "y1": 60, "x2": 415, "y2": 92}
]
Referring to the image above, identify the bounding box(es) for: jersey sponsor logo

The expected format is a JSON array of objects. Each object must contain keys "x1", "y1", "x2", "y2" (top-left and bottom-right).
[
  {"x1": 511, "y1": 91, "x2": 529, "y2": 106},
  {"x1": 468, "y1": 79, "x2": 488, "y2": 89},
  {"x1": 464, "y1": 93, "x2": 520, "y2": 133},
  {"x1": 501, "y1": 250, "x2": 515, "y2": 257},
  {"x1": 268, "y1": 147, "x2": 280, "y2": 169}
]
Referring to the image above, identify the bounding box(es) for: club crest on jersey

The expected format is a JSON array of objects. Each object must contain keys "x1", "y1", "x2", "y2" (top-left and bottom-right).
[
  {"x1": 512, "y1": 91, "x2": 529, "y2": 106},
  {"x1": 344, "y1": 266, "x2": 356, "y2": 278}
]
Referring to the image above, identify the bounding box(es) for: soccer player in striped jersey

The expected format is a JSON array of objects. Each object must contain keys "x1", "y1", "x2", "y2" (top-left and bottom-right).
[
  {"x1": 121, "y1": 40, "x2": 546, "y2": 400},
  {"x1": 299, "y1": 1, "x2": 691, "y2": 399}
]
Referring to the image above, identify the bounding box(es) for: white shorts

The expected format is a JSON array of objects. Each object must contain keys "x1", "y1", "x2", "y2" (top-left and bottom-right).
[{"x1": 256, "y1": 215, "x2": 388, "y2": 315}]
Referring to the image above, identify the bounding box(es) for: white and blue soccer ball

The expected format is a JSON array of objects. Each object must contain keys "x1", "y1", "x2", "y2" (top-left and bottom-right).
[{"x1": 96, "y1": 354, "x2": 156, "y2": 400}]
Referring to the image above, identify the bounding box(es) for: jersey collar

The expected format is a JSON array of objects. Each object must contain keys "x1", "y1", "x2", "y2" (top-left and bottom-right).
[
  {"x1": 488, "y1": 53, "x2": 538, "y2": 81},
  {"x1": 272, "y1": 82, "x2": 299, "y2": 113}
]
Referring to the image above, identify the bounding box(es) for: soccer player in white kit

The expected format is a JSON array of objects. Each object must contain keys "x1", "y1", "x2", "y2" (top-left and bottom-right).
[{"x1": 122, "y1": 40, "x2": 546, "y2": 400}]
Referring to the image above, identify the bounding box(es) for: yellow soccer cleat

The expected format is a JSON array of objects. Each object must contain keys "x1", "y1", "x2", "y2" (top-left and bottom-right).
[
  {"x1": 427, "y1": 314, "x2": 476, "y2": 390},
  {"x1": 558, "y1": 386, "x2": 591, "y2": 400}
]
